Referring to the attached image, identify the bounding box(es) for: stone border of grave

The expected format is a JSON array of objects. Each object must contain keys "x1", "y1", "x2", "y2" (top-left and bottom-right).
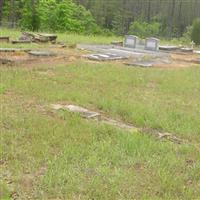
[
  {"x1": 51, "y1": 103, "x2": 194, "y2": 145},
  {"x1": 28, "y1": 51, "x2": 56, "y2": 57}
]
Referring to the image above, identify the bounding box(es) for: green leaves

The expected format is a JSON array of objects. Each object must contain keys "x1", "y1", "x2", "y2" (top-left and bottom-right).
[
  {"x1": 191, "y1": 18, "x2": 200, "y2": 45},
  {"x1": 19, "y1": 0, "x2": 99, "y2": 34}
]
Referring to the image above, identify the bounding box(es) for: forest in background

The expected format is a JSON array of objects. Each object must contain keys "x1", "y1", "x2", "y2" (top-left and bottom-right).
[{"x1": 0, "y1": 0, "x2": 200, "y2": 39}]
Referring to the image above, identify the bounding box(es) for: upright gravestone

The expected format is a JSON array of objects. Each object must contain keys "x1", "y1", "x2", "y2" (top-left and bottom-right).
[
  {"x1": 124, "y1": 35, "x2": 138, "y2": 48},
  {"x1": 145, "y1": 37, "x2": 159, "y2": 51}
]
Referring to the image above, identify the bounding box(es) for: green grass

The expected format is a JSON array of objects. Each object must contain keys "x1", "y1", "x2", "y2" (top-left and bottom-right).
[{"x1": 1, "y1": 31, "x2": 200, "y2": 199}]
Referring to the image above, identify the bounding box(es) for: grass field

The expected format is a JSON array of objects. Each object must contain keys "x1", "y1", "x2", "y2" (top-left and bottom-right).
[{"x1": 1, "y1": 30, "x2": 200, "y2": 199}]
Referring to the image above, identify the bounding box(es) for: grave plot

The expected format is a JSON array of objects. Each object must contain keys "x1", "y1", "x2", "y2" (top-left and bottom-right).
[
  {"x1": 0, "y1": 49, "x2": 58, "y2": 66},
  {"x1": 0, "y1": 48, "x2": 29, "y2": 53},
  {"x1": 0, "y1": 51, "x2": 32, "y2": 65},
  {"x1": 51, "y1": 103, "x2": 184, "y2": 144},
  {"x1": 83, "y1": 53, "x2": 128, "y2": 61}
]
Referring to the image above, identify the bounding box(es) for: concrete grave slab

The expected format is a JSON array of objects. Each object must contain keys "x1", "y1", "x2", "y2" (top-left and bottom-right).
[
  {"x1": 0, "y1": 48, "x2": 27, "y2": 52},
  {"x1": 126, "y1": 60, "x2": 154, "y2": 68},
  {"x1": 194, "y1": 50, "x2": 200, "y2": 54},
  {"x1": 52, "y1": 104, "x2": 101, "y2": 120},
  {"x1": 84, "y1": 53, "x2": 128, "y2": 61},
  {"x1": 145, "y1": 38, "x2": 159, "y2": 51},
  {"x1": 124, "y1": 35, "x2": 138, "y2": 48},
  {"x1": 28, "y1": 51, "x2": 56, "y2": 57},
  {"x1": 180, "y1": 48, "x2": 193, "y2": 53},
  {"x1": 159, "y1": 45, "x2": 180, "y2": 51},
  {"x1": 51, "y1": 103, "x2": 184, "y2": 144}
]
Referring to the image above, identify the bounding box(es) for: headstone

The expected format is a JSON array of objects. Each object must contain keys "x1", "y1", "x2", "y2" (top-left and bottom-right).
[
  {"x1": 145, "y1": 37, "x2": 159, "y2": 51},
  {"x1": 124, "y1": 35, "x2": 138, "y2": 48}
]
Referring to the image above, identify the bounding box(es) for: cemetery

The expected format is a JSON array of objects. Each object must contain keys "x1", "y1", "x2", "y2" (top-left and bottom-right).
[
  {"x1": 1, "y1": 0, "x2": 200, "y2": 199},
  {"x1": 1, "y1": 30, "x2": 200, "y2": 200},
  {"x1": 1, "y1": 31, "x2": 199, "y2": 68}
]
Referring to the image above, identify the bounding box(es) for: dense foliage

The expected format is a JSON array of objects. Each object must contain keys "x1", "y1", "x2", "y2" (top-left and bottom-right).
[
  {"x1": 74, "y1": 0, "x2": 200, "y2": 38},
  {"x1": 0, "y1": 0, "x2": 200, "y2": 39},
  {"x1": 128, "y1": 21, "x2": 160, "y2": 38},
  {"x1": 191, "y1": 18, "x2": 200, "y2": 45},
  {"x1": 1, "y1": 0, "x2": 100, "y2": 34}
]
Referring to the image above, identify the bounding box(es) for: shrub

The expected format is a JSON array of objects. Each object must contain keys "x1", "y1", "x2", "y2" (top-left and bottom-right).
[
  {"x1": 128, "y1": 21, "x2": 160, "y2": 38},
  {"x1": 191, "y1": 18, "x2": 200, "y2": 45},
  {"x1": 20, "y1": 0, "x2": 100, "y2": 34}
]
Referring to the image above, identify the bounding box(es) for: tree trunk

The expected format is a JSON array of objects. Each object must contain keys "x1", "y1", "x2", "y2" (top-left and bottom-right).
[{"x1": 0, "y1": 0, "x2": 3, "y2": 25}]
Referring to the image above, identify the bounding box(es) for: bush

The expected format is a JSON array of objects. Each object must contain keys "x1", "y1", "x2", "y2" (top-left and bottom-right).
[
  {"x1": 20, "y1": 0, "x2": 100, "y2": 34},
  {"x1": 191, "y1": 18, "x2": 200, "y2": 45},
  {"x1": 128, "y1": 21, "x2": 160, "y2": 38}
]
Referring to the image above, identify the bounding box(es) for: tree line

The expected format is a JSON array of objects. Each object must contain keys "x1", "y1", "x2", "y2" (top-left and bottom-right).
[
  {"x1": 0, "y1": 0, "x2": 200, "y2": 39},
  {"x1": 74, "y1": 0, "x2": 200, "y2": 38}
]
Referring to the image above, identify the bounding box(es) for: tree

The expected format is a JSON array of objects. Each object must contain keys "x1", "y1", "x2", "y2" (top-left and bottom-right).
[{"x1": 0, "y1": 0, "x2": 3, "y2": 25}]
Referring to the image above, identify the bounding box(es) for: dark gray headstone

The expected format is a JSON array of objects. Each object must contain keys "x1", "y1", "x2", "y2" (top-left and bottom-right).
[{"x1": 124, "y1": 35, "x2": 138, "y2": 48}]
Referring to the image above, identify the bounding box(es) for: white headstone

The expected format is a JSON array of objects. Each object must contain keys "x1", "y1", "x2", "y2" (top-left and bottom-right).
[
  {"x1": 145, "y1": 37, "x2": 159, "y2": 51},
  {"x1": 124, "y1": 35, "x2": 138, "y2": 48}
]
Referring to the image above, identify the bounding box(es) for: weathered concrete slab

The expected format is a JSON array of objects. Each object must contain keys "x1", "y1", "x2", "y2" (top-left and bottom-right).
[
  {"x1": 0, "y1": 37, "x2": 9, "y2": 43},
  {"x1": 180, "y1": 48, "x2": 193, "y2": 53},
  {"x1": 126, "y1": 60, "x2": 154, "y2": 68},
  {"x1": 0, "y1": 48, "x2": 27, "y2": 52},
  {"x1": 52, "y1": 104, "x2": 101, "y2": 120},
  {"x1": 77, "y1": 44, "x2": 167, "y2": 59},
  {"x1": 159, "y1": 45, "x2": 180, "y2": 51},
  {"x1": 21, "y1": 32, "x2": 57, "y2": 43},
  {"x1": 84, "y1": 53, "x2": 127, "y2": 61},
  {"x1": 194, "y1": 50, "x2": 200, "y2": 54},
  {"x1": 28, "y1": 51, "x2": 56, "y2": 57},
  {"x1": 38, "y1": 33, "x2": 57, "y2": 42}
]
